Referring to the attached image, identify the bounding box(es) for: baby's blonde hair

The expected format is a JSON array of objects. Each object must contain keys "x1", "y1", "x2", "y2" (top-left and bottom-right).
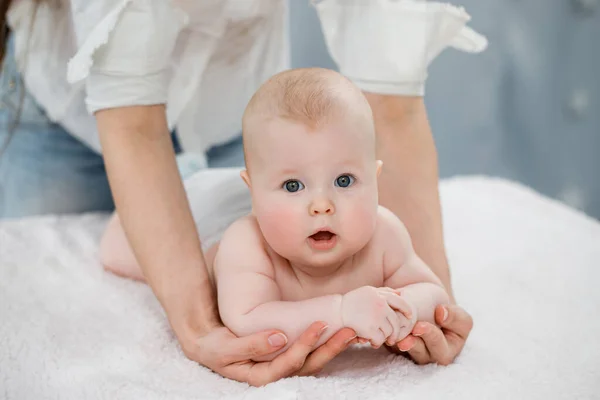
[{"x1": 242, "y1": 68, "x2": 374, "y2": 167}]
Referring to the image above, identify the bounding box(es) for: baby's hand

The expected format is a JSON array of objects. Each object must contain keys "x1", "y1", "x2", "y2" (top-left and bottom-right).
[
  {"x1": 386, "y1": 296, "x2": 417, "y2": 347},
  {"x1": 340, "y1": 286, "x2": 413, "y2": 348}
]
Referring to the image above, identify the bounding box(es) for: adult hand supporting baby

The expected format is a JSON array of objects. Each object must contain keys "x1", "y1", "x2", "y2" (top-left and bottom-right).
[
  {"x1": 388, "y1": 304, "x2": 473, "y2": 365},
  {"x1": 190, "y1": 322, "x2": 357, "y2": 386}
]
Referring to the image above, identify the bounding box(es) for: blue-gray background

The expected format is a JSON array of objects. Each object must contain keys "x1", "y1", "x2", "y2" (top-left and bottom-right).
[{"x1": 289, "y1": 0, "x2": 600, "y2": 219}]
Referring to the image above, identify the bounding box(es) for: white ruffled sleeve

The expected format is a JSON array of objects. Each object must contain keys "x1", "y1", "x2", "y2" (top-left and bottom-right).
[
  {"x1": 313, "y1": 0, "x2": 488, "y2": 96},
  {"x1": 67, "y1": 0, "x2": 188, "y2": 114}
]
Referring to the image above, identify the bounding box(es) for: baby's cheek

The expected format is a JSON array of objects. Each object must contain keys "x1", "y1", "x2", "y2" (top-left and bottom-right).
[
  {"x1": 340, "y1": 199, "x2": 378, "y2": 243},
  {"x1": 255, "y1": 200, "x2": 304, "y2": 253}
]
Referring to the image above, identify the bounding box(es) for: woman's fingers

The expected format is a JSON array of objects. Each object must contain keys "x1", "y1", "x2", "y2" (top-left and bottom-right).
[
  {"x1": 295, "y1": 327, "x2": 357, "y2": 376},
  {"x1": 225, "y1": 330, "x2": 288, "y2": 364},
  {"x1": 239, "y1": 322, "x2": 327, "y2": 386},
  {"x1": 411, "y1": 322, "x2": 452, "y2": 365}
]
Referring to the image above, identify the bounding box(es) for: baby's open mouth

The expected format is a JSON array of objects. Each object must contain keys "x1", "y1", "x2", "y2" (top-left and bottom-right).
[
  {"x1": 307, "y1": 230, "x2": 337, "y2": 250},
  {"x1": 309, "y1": 230, "x2": 335, "y2": 241}
]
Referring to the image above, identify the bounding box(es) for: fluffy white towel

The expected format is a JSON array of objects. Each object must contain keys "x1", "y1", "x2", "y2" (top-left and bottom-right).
[{"x1": 1, "y1": 174, "x2": 599, "y2": 399}]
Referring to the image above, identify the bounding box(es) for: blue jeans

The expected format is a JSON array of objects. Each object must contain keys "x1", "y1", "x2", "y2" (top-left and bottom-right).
[{"x1": 0, "y1": 38, "x2": 244, "y2": 219}]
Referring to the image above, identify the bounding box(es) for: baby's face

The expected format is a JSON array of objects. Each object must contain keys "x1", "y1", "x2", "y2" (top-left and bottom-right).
[{"x1": 244, "y1": 117, "x2": 380, "y2": 268}]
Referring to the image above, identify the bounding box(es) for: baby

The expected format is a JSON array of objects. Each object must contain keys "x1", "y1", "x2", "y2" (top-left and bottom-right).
[{"x1": 100, "y1": 68, "x2": 449, "y2": 360}]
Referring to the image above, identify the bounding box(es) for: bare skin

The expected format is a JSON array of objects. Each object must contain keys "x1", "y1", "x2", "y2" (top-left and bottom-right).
[
  {"x1": 101, "y1": 69, "x2": 454, "y2": 369},
  {"x1": 97, "y1": 72, "x2": 473, "y2": 385}
]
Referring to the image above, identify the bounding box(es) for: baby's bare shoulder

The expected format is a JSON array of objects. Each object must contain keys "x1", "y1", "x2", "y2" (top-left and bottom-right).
[
  {"x1": 374, "y1": 206, "x2": 409, "y2": 239},
  {"x1": 371, "y1": 206, "x2": 413, "y2": 257},
  {"x1": 350, "y1": 207, "x2": 404, "y2": 262},
  {"x1": 220, "y1": 215, "x2": 262, "y2": 242},
  {"x1": 371, "y1": 207, "x2": 416, "y2": 278},
  {"x1": 215, "y1": 215, "x2": 273, "y2": 273}
]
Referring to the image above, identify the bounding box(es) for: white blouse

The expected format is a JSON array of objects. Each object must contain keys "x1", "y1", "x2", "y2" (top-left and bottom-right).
[
  {"x1": 6, "y1": 0, "x2": 486, "y2": 161},
  {"x1": 7, "y1": 0, "x2": 289, "y2": 157}
]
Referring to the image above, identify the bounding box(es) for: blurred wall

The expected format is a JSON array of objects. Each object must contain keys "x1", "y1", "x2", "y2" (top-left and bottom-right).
[{"x1": 289, "y1": 0, "x2": 600, "y2": 219}]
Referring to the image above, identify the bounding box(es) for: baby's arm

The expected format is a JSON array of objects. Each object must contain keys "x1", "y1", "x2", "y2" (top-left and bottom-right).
[
  {"x1": 380, "y1": 208, "x2": 450, "y2": 335},
  {"x1": 215, "y1": 217, "x2": 406, "y2": 359},
  {"x1": 214, "y1": 217, "x2": 346, "y2": 358}
]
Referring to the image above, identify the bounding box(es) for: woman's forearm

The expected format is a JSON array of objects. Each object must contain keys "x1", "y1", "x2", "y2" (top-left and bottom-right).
[
  {"x1": 365, "y1": 94, "x2": 454, "y2": 301},
  {"x1": 96, "y1": 105, "x2": 221, "y2": 335}
]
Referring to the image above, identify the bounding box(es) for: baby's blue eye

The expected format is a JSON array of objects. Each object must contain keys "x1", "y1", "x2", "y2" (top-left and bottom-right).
[
  {"x1": 335, "y1": 174, "x2": 355, "y2": 188},
  {"x1": 283, "y1": 180, "x2": 305, "y2": 192}
]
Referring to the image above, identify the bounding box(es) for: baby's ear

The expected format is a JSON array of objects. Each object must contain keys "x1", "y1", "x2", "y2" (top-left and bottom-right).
[
  {"x1": 240, "y1": 170, "x2": 252, "y2": 189},
  {"x1": 376, "y1": 160, "x2": 383, "y2": 177}
]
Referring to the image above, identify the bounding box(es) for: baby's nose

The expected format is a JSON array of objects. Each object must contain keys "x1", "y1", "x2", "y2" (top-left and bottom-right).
[{"x1": 309, "y1": 198, "x2": 335, "y2": 216}]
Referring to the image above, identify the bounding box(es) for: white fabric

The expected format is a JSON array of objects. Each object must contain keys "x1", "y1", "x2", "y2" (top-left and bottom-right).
[
  {"x1": 183, "y1": 168, "x2": 250, "y2": 251},
  {"x1": 314, "y1": 0, "x2": 488, "y2": 96},
  {"x1": 7, "y1": 0, "x2": 101, "y2": 150},
  {"x1": 73, "y1": 1, "x2": 188, "y2": 114},
  {"x1": 2, "y1": 174, "x2": 599, "y2": 399},
  {"x1": 6, "y1": 0, "x2": 486, "y2": 155},
  {"x1": 7, "y1": 0, "x2": 289, "y2": 155}
]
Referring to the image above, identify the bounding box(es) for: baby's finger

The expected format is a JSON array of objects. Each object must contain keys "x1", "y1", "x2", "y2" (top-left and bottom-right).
[
  {"x1": 385, "y1": 306, "x2": 401, "y2": 345},
  {"x1": 369, "y1": 329, "x2": 386, "y2": 348},
  {"x1": 382, "y1": 292, "x2": 413, "y2": 319},
  {"x1": 380, "y1": 315, "x2": 394, "y2": 338}
]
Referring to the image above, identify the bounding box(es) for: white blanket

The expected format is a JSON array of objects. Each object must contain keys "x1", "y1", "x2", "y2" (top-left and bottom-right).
[{"x1": 1, "y1": 175, "x2": 599, "y2": 399}]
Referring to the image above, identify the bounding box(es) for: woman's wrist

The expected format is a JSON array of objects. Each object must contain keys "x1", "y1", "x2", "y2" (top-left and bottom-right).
[
  {"x1": 158, "y1": 267, "x2": 222, "y2": 337},
  {"x1": 162, "y1": 281, "x2": 223, "y2": 359}
]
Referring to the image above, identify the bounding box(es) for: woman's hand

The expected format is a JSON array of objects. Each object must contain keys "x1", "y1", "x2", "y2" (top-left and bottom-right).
[
  {"x1": 184, "y1": 322, "x2": 357, "y2": 387},
  {"x1": 386, "y1": 304, "x2": 473, "y2": 365}
]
